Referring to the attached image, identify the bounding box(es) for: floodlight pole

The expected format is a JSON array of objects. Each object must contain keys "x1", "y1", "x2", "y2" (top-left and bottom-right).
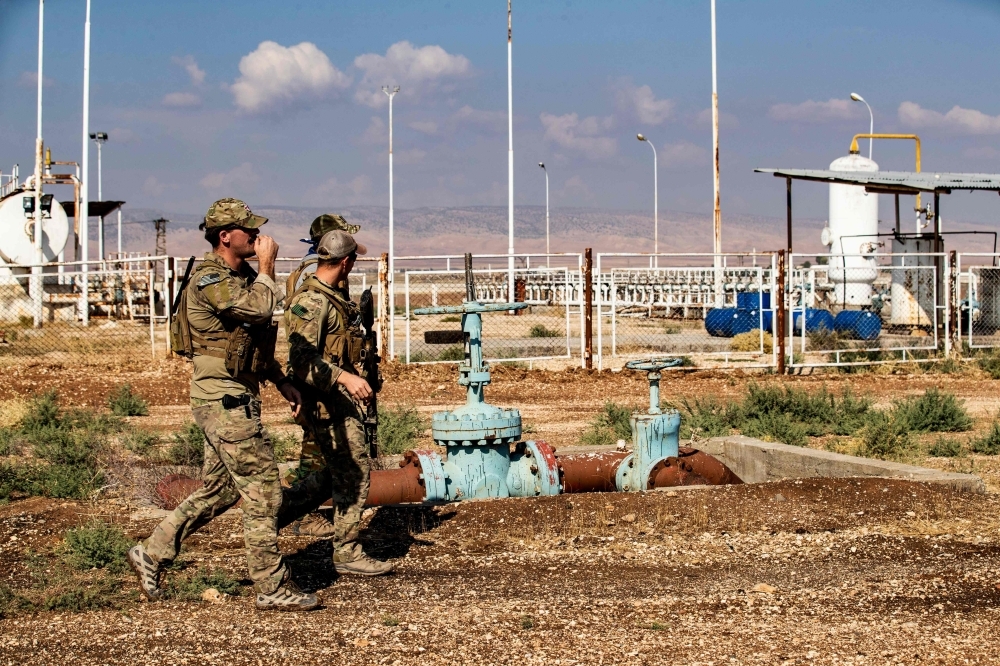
[
  {"x1": 711, "y1": 0, "x2": 723, "y2": 306},
  {"x1": 538, "y1": 163, "x2": 549, "y2": 267},
  {"x1": 507, "y1": 0, "x2": 515, "y2": 305},
  {"x1": 850, "y1": 93, "x2": 874, "y2": 159},
  {"x1": 79, "y1": 0, "x2": 91, "y2": 324},
  {"x1": 31, "y1": 0, "x2": 45, "y2": 327},
  {"x1": 382, "y1": 85, "x2": 399, "y2": 358},
  {"x1": 91, "y1": 132, "x2": 106, "y2": 259},
  {"x1": 636, "y1": 135, "x2": 658, "y2": 268}
]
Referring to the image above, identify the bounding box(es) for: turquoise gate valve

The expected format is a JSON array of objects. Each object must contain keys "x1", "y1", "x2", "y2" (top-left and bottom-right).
[
  {"x1": 615, "y1": 358, "x2": 683, "y2": 492},
  {"x1": 411, "y1": 300, "x2": 561, "y2": 501}
]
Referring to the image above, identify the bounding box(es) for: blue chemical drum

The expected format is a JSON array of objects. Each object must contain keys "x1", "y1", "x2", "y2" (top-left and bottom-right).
[
  {"x1": 736, "y1": 292, "x2": 772, "y2": 310},
  {"x1": 705, "y1": 308, "x2": 741, "y2": 337},
  {"x1": 792, "y1": 308, "x2": 835, "y2": 335},
  {"x1": 833, "y1": 310, "x2": 882, "y2": 341}
]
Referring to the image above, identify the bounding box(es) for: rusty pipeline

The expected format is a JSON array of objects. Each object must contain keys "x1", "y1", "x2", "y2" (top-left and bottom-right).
[
  {"x1": 648, "y1": 447, "x2": 743, "y2": 488},
  {"x1": 366, "y1": 452, "x2": 428, "y2": 506},
  {"x1": 557, "y1": 451, "x2": 629, "y2": 493}
]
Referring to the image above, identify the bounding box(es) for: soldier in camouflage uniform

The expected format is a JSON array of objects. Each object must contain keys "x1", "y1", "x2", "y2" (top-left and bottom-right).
[
  {"x1": 284, "y1": 214, "x2": 361, "y2": 538},
  {"x1": 278, "y1": 230, "x2": 393, "y2": 576},
  {"x1": 128, "y1": 198, "x2": 319, "y2": 611}
]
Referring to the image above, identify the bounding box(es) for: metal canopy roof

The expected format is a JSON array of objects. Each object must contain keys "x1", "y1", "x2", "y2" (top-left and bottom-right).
[{"x1": 754, "y1": 168, "x2": 1000, "y2": 195}]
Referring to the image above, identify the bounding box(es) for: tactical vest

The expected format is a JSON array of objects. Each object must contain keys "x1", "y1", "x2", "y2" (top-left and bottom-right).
[
  {"x1": 288, "y1": 275, "x2": 364, "y2": 374},
  {"x1": 170, "y1": 262, "x2": 278, "y2": 377},
  {"x1": 284, "y1": 257, "x2": 349, "y2": 307}
]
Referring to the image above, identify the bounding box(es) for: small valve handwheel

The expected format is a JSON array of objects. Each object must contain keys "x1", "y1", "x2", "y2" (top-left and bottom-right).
[{"x1": 625, "y1": 357, "x2": 684, "y2": 373}]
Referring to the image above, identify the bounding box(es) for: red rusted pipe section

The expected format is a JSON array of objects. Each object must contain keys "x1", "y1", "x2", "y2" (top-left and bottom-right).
[
  {"x1": 648, "y1": 447, "x2": 743, "y2": 488},
  {"x1": 366, "y1": 453, "x2": 427, "y2": 506},
  {"x1": 557, "y1": 451, "x2": 629, "y2": 493}
]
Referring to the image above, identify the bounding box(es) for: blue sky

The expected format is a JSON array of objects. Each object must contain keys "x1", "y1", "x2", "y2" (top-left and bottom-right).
[{"x1": 2, "y1": 0, "x2": 1000, "y2": 231}]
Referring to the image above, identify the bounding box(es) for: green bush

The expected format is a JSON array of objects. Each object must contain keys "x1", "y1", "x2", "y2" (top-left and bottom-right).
[
  {"x1": 580, "y1": 402, "x2": 633, "y2": 447},
  {"x1": 741, "y1": 411, "x2": 808, "y2": 447},
  {"x1": 39, "y1": 576, "x2": 121, "y2": 612},
  {"x1": 62, "y1": 521, "x2": 131, "y2": 572},
  {"x1": 378, "y1": 405, "x2": 424, "y2": 456},
  {"x1": 678, "y1": 398, "x2": 735, "y2": 439},
  {"x1": 856, "y1": 413, "x2": 916, "y2": 462},
  {"x1": 437, "y1": 345, "x2": 466, "y2": 361},
  {"x1": 167, "y1": 422, "x2": 205, "y2": 467},
  {"x1": 971, "y1": 421, "x2": 1000, "y2": 455},
  {"x1": 0, "y1": 428, "x2": 16, "y2": 456},
  {"x1": 892, "y1": 388, "x2": 972, "y2": 433},
  {"x1": 979, "y1": 354, "x2": 1000, "y2": 380},
  {"x1": 121, "y1": 427, "x2": 159, "y2": 456},
  {"x1": 32, "y1": 428, "x2": 102, "y2": 467},
  {"x1": 166, "y1": 566, "x2": 242, "y2": 600},
  {"x1": 20, "y1": 390, "x2": 61, "y2": 432},
  {"x1": 927, "y1": 436, "x2": 966, "y2": 458},
  {"x1": 0, "y1": 463, "x2": 103, "y2": 501},
  {"x1": 268, "y1": 430, "x2": 299, "y2": 463},
  {"x1": 106, "y1": 385, "x2": 149, "y2": 417},
  {"x1": 529, "y1": 324, "x2": 561, "y2": 338}
]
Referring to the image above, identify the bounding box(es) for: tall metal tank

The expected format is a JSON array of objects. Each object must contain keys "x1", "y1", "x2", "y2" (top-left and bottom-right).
[
  {"x1": 0, "y1": 190, "x2": 70, "y2": 276},
  {"x1": 825, "y1": 153, "x2": 879, "y2": 306}
]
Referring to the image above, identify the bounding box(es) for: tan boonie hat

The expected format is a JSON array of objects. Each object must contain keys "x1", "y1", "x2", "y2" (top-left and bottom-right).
[
  {"x1": 200, "y1": 198, "x2": 268, "y2": 230},
  {"x1": 309, "y1": 213, "x2": 360, "y2": 241},
  {"x1": 316, "y1": 230, "x2": 368, "y2": 261}
]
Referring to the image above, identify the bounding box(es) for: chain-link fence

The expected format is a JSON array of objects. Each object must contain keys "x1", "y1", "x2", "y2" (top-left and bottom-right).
[
  {"x1": 787, "y1": 252, "x2": 948, "y2": 367},
  {"x1": 594, "y1": 253, "x2": 778, "y2": 370},
  {"x1": 0, "y1": 257, "x2": 170, "y2": 367},
  {"x1": 957, "y1": 253, "x2": 1000, "y2": 352}
]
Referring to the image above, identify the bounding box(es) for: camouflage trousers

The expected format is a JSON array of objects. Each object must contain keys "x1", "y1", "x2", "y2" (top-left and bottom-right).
[
  {"x1": 279, "y1": 388, "x2": 370, "y2": 562},
  {"x1": 144, "y1": 397, "x2": 288, "y2": 594}
]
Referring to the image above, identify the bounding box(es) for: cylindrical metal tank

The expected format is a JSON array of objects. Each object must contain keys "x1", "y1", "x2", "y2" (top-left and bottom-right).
[
  {"x1": 834, "y1": 310, "x2": 882, "y2": 341},
  {"x1": 0, "y1": 190, "x2": 70, "y2": 275},
  {"x1": 792, "y1": 308, "x2": 835, "y2": 335},
  {"x1": 826, "y1": 153, "x2": 879, "y2": 307},
  {"x1": 890, "y1": 234, "x2": 939, "y2": 328}
]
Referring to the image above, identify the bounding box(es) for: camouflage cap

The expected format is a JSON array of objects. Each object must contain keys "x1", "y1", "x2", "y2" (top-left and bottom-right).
[
  {"x1": 316, "y1": 230, "x2": 368, "y2": 261},
  {"x1": 200, "y1": 198, "x2": 268, "y2": 231},
  {"x1": 309, "y1": 213, "x2": 360, "y2": 242}
]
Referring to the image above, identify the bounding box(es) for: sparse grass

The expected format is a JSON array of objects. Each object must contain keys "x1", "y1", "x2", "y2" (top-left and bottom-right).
[
  {"x1": 807, "y1": 328, "x2": 844, "y2": 351},
  {"x1": 529, "y1": 324, "x2": 561, "y2": 338},
  {"x1": 891, "y1": 388, "x2": 973, "y2": 433},
  {"x1": 382, "y1": 613, "x2": 400, "y2": 626},
  {"x1": 165, "y1": 565, "x2": 242, "y2": 601},
  {"x1": 730, "y1": 330, "x2": 773, "y2": 354},
  {"x1": 580, "y1": 402, "x2": 634, "y2": 447},
  {"x1": 971, "y1": 420, "x2": 1000, "y2": 455},
  {"x1": 663, "y1": 324, "x2": 682, "y2": 335},
  {"x1": 649, "y1": 621, "x2": 666, "y2": 631},
  {"x1": 978, "y1": 353, "x2": 1000, "y2": 380},
  {"x1": 928, "y1": 436, "x2": 966, "y2": 458},
  {"x1": 120, "y1": 427, "x2": 159, "y2": 456},
  {"x1": 437, "y1": 345, "x2": 466, "y2": 361},
  {"x1": 62, "y1": 521, "x2": 131, "y2": 573},
  {"x1": 520, "y1": 614, "x2": 535, "y2": 630},
  {"x1": 441, "y1": 315, "x2": 461, "y2": 323},
  {"x1": 166, "y1": 422, "x2": 205, "y2": 467},
  {"x1": 378, "y1": 405, "x2": 424, "y2": 456},
  {"x1": 106, "y1": 384, "x2": 149, "y2": 417}
]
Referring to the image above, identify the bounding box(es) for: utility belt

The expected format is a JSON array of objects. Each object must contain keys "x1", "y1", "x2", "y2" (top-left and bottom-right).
[{"x1": 191, "y1": 321, "x2": 278, "y2": 377}]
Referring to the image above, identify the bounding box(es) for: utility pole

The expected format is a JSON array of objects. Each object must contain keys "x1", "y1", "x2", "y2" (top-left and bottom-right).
[
  {"x1": 711, "y1": 0, "x2": 723, "y2": 306},
  {"x1": 382, "y1": 85, "x2": 399, "y2": 359},
  {"x1": 31, "y1": 0, "x2": 45, "y2": 328},
  {"x1": 507, "y1": 0, "x2": 515, "y2": 305},
  {"x1": 80, "y1": 0, "x2": 92, "y2": 324}
]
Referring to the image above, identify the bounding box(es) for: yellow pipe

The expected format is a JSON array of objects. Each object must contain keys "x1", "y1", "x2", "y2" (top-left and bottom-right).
[{"x1": 849, "y1": 133, "x2": 922, "y2": 211}]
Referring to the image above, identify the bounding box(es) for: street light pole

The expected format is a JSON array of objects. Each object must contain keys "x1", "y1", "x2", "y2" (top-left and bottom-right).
[
  {"x1": 507, "y1": 0, "x2": 515, "y2": 305},
  {"x1": 850, "y1": 93, "x2": 874, "y2": 159},
  {"x1": 636, "y1": 134, "x2": 658, "y2": 267},
  {"x1": 31, "y1": 0, "x2": 45, "y2": 328},
  {"x1": 79, "y1": 0, "x2": 91, "y2": 324},
  {"x1": 90, "y1": 131, "x2": 107, "y2": 259},
  {"x1": 382, "y1": 85, "x2": 399, "y2": 359},
  {"x1": 538, "y1": 163, "x2": 549, "y2": 267},
  {"x1": 711, "y1": 0, "x2": 723, "y2": 306}
]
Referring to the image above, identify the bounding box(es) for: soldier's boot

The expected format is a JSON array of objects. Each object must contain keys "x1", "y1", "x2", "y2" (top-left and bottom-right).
[
  {"x1": 291, "y1": 511, "x2": 338, "y2": 538},
  {"x1": 255, "y1": 580, "x2": 320, "y2": 612},
  {"x1": 127, "y1": 544, "x2": 163, "y2": 602},
  {"x1": 333, "y1": 551, "x2": 394, "y2": 577}
]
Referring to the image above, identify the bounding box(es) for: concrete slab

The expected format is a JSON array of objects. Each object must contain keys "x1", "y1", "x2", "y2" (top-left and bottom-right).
[{"x1": 701, "y1": 435, "x2": 985, "y2": 494}]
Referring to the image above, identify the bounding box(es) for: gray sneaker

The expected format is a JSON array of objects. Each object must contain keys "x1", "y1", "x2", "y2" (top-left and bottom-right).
[
  {"x1": 255, "y1": 580, "x2": 319, "y2": 612},
  {"x1": 334, "y1": 554, "x2": 394, "y2": 577},
  {"x1": 127, "y1": 544, "x2": 163, "y2": 602}
]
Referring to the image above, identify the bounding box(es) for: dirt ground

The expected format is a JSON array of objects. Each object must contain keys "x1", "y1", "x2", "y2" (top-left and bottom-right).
[{"x1": 3, "y1": 361, "x2": 1000, "y2": 663}]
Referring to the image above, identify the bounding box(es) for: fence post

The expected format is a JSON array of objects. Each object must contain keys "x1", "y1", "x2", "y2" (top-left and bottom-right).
[
  {"x1": 378, "y1": 252, "x2": 390, "y2": 361},
  {"x1": 584, "y1": 248, "x2": 593, "y2": 370},
  {"x1": 776, "y1": 249, "x2": 786, "y2": 375},
  {"x1": 949, "y1": 249, "x2": 959, "y2": 357}
]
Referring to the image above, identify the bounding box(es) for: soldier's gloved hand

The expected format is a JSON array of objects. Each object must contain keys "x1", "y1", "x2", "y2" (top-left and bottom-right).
[
  {"x1": 337, "y1": 372, "x2": 373, "y2": 403},
  {"x1": 278, "y1": 382, "x2": 302, "y2": 418}
]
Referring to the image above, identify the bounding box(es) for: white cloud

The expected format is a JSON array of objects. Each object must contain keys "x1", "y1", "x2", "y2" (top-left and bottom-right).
[
  {"x1": 172, "y1": 55, "x2": 206, "y2": 86},
  {"x1": 142, "y1": 176, "x2": 168, "y2": 197},
  {"x1": 17, "y1": 71, "x2": 53, "y2": 88},
  {"x1": 898, "y1": 101, "x2": 1000, "y2": 135},
  {"x1": 556, "y1": 175, "x2": 596, "y2": 206},
  {"x1": 451, "y1": 105, "x2": 506, "y2": 133},
  {"x1": 540, "y1": 113, "x2": 617, "y2": 160},
  {"x1": 659, "y1": 141, "x2": 709, "y2": 168},
  {"x1": 616, "y1": 83, "x2": 674, "y2": 125},
  {"x1": 408, "y1": 120, "x2": 438, "y2": 135},
  {"x1": 162, "y1": 92, "x2": 201, "y2": 108},
  {"x1": 200, "y1": 162, "x2": 260, "y2": 193},
  {"x1": 307, "y1": 175, "x2": 373, "y2": 206},
  {"x1": 230, "y1": 41, "x2": 351, "y2": 114},
  {"x1": 353, "y1": 41, "x2": 471, "y2": 108},
  {"x1": 767, "y1": 98, "x2": 859, "y2": 123}
]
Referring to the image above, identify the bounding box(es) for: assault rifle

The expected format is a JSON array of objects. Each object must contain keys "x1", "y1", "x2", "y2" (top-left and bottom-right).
[{"x1": 358, "y1": 287, "x2": 382, "y2": 459}]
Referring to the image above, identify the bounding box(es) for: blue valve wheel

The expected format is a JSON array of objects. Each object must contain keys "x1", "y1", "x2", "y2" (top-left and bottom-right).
[
  {"x1": 413, "y1": 302, "x2": 530, "y2": 316},
  {"x1": 625, "y1": 357, "x2": 684, "y2": 373}
]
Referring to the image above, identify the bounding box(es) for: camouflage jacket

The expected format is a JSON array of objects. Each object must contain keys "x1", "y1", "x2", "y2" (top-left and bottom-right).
[
  {"x1": 283, "y1": 274, "x2": 363, "y2": 399},
  {"x1": 188, "y1": 252, "x2": 285, "y2": 401}
]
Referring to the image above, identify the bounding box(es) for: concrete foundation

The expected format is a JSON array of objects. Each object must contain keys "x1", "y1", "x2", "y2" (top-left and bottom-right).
[{"x1": 700, "y1": 435, "x2": 985, "y2": 494}]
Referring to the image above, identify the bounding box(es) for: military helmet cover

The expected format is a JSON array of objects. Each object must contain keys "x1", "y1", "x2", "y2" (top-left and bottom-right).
[
  {"x1": 309, "y1": 213, "x2": 360, "y2": 241},
  {"x1": 200, "y1": 198, "x2": 268, "y2": 231}
]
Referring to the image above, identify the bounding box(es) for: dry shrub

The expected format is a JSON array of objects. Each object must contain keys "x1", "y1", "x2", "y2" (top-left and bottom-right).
[
  {"x1": 730, "y1": 330, "x2": 773, "y2": 353},
  {"x1": 0, "y1": 399, "x2": 28, "y2": 428}
]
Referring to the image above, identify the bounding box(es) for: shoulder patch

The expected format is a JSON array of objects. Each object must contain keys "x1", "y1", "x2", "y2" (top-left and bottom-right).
[
  {"x1": 197, "y1": 273, "x2": 223, "y2": 288},
  {"x1": 290, "y1": 303, "x2": 313, "y2": 319}
]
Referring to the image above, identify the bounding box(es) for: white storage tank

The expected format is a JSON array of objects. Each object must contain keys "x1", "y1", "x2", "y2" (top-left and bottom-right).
[
  {"x1": 0, "y1": 189, "x2": 70, "y2": 275},
  {"x1": 890, "y1": 234, "x2": 939, "y2": 328},
  {"x1": 825, "y1": 153, "x2": 879, "y2": 306}
]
